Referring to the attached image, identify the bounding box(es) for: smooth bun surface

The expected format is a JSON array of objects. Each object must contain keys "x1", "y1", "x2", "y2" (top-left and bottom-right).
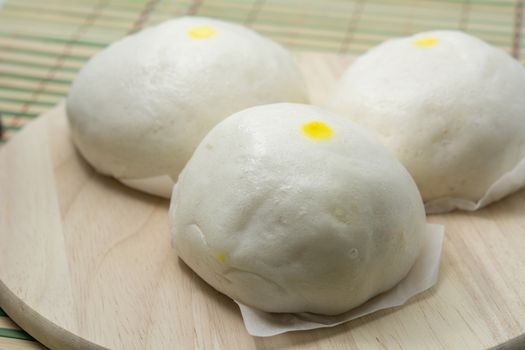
[
  {"x1": 67, "y1": 17, "x2": 307, "y2": 195},
  {"x1": 331, "y1": 30, "x2": 525, "y2": 204},
  {"x1": 171, "y1": 103, "x2": 426, "y2": 315}
]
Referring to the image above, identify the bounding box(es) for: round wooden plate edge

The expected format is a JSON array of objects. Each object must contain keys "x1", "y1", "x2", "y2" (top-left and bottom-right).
[
  {"x1": 0, "y1": 279, "x2": 107, "y2": 350},
  {"x1": 0, "y1": 108, "x2": 108, "y2": 350}
]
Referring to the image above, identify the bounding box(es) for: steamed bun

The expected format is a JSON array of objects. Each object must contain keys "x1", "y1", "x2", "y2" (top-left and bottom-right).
[
  {"x1": 330, "y1": 30, "x2": 525, "y2": 210},
  {"x1": 66, "y1": 17, "x2": 307, "y2": 197},
  {"x1": 170, "y1": 103, "x2": 426, "y2": 315}
]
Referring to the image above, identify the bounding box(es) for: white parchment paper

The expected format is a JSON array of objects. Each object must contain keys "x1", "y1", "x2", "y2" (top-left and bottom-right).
[
  {"x1": 425, "y1": 157, "x2": 525, "y2": 214},
  {"x1": 236, "y1": 224, "x2": 444, "y2": 337}
]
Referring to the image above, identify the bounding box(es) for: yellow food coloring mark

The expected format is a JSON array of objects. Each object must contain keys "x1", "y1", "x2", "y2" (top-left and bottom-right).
[
  {"x1": 302, "y1": 121, "x2": 334, "y2": 141},
  {"x1": 189, "y1": 25, "x2": 216, "y2": 39},
  {"x1": 413, "y1": 36, "x2": 439, "y2": 47},
  {"x1": 331, "y1": 207, "x2": 351, "y2": 224},
  {"x1": 216, "y1": 251, "x2": 229, "y2": 264}
]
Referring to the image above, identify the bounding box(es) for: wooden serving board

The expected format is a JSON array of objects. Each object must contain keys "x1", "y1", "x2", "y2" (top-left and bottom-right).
[{"x1": 1, "y1": 53, "x2": 525, "y2": 350}]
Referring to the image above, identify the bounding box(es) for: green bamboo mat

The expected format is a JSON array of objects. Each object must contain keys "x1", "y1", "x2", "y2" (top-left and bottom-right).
[
  {"x1": 0, "y1": 307, "x2": 38, "y2": 345},
  {"x1": 0, "y1": 0, "x2": 524, "y2": 348}
]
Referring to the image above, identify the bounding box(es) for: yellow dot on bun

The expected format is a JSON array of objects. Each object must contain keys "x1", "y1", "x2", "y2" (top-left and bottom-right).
[
  {"x1": 216, "y1": 251, "x2": 229, "y2": 263},
  {"x1": 189, "y1": 25, "x2": 216, "y2": 39},
  {"x1": 302, "y1": 121, "x2": 334, "y2": 140},
  {"x1": 413, "y1": 36, "x2": 439, "y2": 47}
]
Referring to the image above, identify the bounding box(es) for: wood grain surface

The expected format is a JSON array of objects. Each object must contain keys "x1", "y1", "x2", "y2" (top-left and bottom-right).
[{"x1": 0, "y1": 53, "x2": 525, "y2": 350}]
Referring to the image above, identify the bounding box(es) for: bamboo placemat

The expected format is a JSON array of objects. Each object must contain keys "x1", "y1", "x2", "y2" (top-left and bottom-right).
[{"x1": 0, "y1": 0, "x2": 524, "y2": 348}]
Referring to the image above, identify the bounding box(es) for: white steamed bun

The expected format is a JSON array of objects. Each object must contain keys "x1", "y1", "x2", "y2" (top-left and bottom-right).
[
  {"x1": 170, "y1": 103, "x2": 426, "y2": 315},
  {"x1": 66, "y1": 17, "x2": 307, "y2": 197},
  {"x1": 330, "y1": 30, "x2": 525, "y2": 210}
]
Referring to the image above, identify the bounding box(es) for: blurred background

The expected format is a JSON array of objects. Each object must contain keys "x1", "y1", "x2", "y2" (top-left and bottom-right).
[{"x1": 0, "y1": 0, "x2": 524, "y2": 348}]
